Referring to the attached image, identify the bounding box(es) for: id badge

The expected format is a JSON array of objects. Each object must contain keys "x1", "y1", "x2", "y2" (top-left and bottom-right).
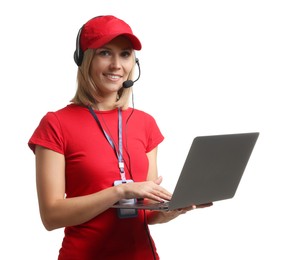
[{"x1": 113, "y1": 179, "x2": 138, "y2": 219}]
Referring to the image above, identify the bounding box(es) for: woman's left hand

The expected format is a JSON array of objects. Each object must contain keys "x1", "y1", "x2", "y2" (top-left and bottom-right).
[{"x1": 147, "y1": 202, "x2": 213, "y2": 224}]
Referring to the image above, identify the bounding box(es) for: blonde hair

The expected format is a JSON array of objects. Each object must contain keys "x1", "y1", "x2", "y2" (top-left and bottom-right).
[{"x1": 71, "y1": 49, "x2": 135, "y2": 109}]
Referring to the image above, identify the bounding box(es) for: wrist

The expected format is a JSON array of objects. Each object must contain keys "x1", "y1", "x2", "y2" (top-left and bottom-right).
[{"x1": 114, "y1": 184, "x2": 126, "y2": 201}]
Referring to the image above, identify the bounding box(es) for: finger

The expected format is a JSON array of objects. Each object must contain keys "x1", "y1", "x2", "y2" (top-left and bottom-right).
[
  {"x1": 153, "y1": 176, "x2": 163, "y2": 185},
  {"x1": 153, "y1": 187, "x2": 172, "y2": 200},
  {"x1": 176, "y1": 205, "x2": 196, "y2": 212},
  {"x1": 196, "y1": 202, "x2": 213, "y2": 208},
  {"x1": 145, "y1": 188, "x2": 171, "y2": 202},
  {"x1": 145, "y1": 193, "x2": 166, "y2": 202},
  {"x1": 176, "y1": 209, "x2": 187, "y2": 214}
]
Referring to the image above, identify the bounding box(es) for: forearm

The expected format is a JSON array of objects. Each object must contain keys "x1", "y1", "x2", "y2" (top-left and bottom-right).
[{"x1": 40, "y1": 186, "x2": 122, "y2": 231}]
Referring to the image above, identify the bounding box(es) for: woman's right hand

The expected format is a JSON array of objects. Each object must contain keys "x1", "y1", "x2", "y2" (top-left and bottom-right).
[{"x1": 116, "y1": 176, "x2": 172, "y2": 202}]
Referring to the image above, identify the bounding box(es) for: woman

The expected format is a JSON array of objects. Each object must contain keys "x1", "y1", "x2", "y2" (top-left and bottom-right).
[{"x1": 28, "y1": 15, "x2": 201, "y2": 260}]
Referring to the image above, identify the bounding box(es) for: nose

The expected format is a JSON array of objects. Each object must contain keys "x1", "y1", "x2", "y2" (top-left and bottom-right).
[{"x1": 109, "y1": 55, "x2": 122, "y2": 70}]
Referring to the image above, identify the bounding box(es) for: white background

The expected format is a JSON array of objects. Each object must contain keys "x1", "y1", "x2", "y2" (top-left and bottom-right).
[{"x1": 1, "y1": 0, "x2": 282, "y2": 259}]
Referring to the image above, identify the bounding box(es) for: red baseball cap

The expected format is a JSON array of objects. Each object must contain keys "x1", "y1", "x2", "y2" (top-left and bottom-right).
[{"x1": 80, "y1": 15, "x2": 142, "y2": 51}]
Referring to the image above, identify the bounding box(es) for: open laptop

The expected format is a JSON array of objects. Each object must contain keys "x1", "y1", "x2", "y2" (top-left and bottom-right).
[{"x1": 111, "y1": 132, "x2": 259, "y2": 211}]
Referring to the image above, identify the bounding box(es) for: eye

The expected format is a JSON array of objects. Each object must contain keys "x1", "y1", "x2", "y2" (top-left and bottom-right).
[
  {"x1": 121, "y1": 51, "x2": 131, "y2": 58},
  {"x1": 98, "y1": 50, "x2": 111, "y2": 57}
]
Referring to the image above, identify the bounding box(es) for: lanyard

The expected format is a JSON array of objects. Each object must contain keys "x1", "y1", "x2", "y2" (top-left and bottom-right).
[{"x1": 87, "y1": 106, "x2": 126, "y2": 182}]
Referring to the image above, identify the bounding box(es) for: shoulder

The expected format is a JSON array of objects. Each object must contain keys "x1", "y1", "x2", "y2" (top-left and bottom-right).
[
  {"x1": 127, "y1": 108, "x2": 157, "y2": 122},
  {"x1": 42, "y1": 104, "x2": 89, "y2": 124},
  {"x1": 126, "y1": 108, "x2": 163, "y2": 135},
  {"x1": 34, "y1": 104, "x2": 89, "y2": 137},
  {"x1": 53, "y1": 104, "x2": 87, "y2": 117}
]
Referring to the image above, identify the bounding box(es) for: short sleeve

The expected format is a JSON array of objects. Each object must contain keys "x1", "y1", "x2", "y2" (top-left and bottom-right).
[
  {"x1": 28, "y1": 112, "x2": 65, "y2": 154},
  {"x1": 145, "y1": 114, "x2": 164, "y2": 153}
]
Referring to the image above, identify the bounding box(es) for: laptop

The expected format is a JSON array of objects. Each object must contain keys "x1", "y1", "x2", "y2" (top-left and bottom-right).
[{"x1": 111, "y1": 132, "x2": 259, "y2": 211}]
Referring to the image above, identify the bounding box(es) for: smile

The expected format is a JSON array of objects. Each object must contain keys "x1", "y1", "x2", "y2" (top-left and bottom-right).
[{"x1": 105, "y1": 74, "x2": 122, "y2": 80}]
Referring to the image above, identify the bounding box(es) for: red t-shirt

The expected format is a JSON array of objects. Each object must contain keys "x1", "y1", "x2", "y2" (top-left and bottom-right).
[{"x1": 28, "y1": 104, "x2": 164, "y2": 260}]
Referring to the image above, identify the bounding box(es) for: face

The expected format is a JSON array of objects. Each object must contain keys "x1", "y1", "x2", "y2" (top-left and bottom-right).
[{"x1": 90, "y1": 36, "x2": 135, "y2": 97}]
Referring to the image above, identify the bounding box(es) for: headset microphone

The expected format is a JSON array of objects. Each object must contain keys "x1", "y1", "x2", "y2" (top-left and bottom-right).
[
  {"x1": 122, "y1": 80, "x2": 134, "y2": 88},
  {"x1": 123, "y1": 58, "x2": 141, "y2": 88}
]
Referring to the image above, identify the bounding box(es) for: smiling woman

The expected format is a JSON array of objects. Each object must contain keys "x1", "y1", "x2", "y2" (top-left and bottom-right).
[
  {"x1": 27, "y1": 15, "x2": 205, "y2": 260},
  {"x1": 73, "y1": 38, "x2": 136, "y2": 110}
]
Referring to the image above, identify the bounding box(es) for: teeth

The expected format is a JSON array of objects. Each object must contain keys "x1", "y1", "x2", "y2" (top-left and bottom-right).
[{"x1": 108, "y1": 75, "x2": 120, "y2": 79}]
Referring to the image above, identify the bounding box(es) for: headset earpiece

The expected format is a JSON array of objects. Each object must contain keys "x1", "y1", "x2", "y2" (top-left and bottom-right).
[{"x1": 74, "y1": 27, "x2": 84, "y2": 66}]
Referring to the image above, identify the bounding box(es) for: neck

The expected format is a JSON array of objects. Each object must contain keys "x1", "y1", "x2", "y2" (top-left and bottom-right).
[
  {"x1": 93, "y1": 95, "x2": 118, "y2": 111},
  {"x1": 94, "y1": 103, "x2": 117, "y2": 111}
]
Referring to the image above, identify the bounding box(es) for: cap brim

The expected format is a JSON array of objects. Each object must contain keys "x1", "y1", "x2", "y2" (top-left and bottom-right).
[{"x1": 87, "y1": 33, "x2": 142, "y2": 50}]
